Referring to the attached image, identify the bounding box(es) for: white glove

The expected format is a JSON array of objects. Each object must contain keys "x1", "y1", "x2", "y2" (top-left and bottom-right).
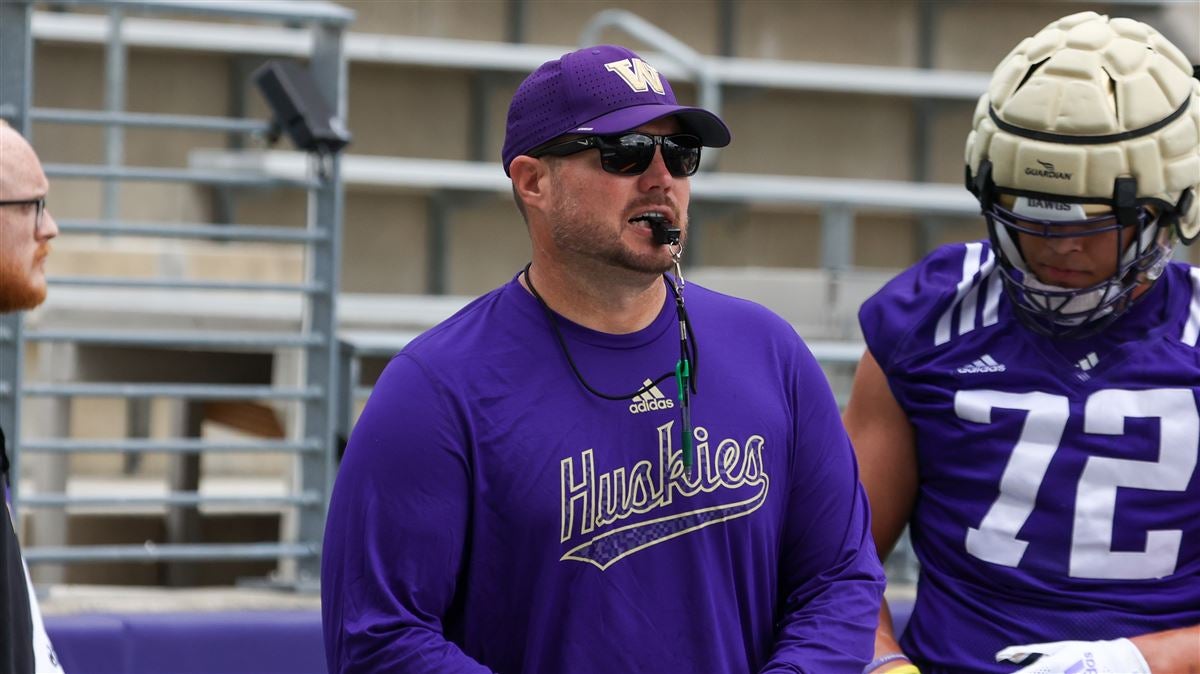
[{"x1": 995, "y1": 638, "x2": 1150, "y2": 674}]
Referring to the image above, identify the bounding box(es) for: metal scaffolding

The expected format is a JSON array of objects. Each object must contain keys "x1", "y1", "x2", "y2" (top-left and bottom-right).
[{"x1": 0, "y1": 0, "x2": 352, "y2": 586}]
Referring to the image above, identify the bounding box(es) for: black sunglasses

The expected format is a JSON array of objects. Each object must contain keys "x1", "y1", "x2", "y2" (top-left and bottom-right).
[{"x1": 528, "y1": 132, "x2": 702, "y2": 177}]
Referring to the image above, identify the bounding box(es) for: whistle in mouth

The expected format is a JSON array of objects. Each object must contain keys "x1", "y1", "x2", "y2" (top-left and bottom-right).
[{"x1": 645, "y1": 213, "x2": 681, "y2": 246}]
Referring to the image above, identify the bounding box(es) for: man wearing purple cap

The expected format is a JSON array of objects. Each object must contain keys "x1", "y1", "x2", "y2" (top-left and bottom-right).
[{"x1": 322, "y1": 45, "x2": 885, "y2": 674}]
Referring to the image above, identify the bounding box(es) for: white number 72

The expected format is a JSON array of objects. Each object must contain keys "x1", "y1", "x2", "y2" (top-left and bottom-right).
[{"x1": 955, "y1": 388, "x2": 1198, "y2": 580}]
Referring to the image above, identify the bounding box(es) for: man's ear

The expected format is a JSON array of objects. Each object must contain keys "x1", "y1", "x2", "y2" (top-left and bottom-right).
[{"x1": 510, "y1": 155, "x2": 549, "y2": 213}]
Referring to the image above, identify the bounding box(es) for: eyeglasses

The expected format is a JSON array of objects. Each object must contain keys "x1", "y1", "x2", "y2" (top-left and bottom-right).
[
  {"x1": 528, "y1": 133, "x2": 702, "y2": 177},
  {"x1": 0, "y1": 197, "x2": 47, "y2": 236}
]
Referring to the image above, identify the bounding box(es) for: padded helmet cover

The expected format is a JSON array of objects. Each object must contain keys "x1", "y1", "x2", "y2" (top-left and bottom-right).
[{"x1": 965, "y1": 11, "x2": 1200, "y2": 241}]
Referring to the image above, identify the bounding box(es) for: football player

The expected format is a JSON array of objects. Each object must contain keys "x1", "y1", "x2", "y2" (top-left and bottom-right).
[{"x1": 844, "y1": 12, "x2": 1200, "y2": 674}]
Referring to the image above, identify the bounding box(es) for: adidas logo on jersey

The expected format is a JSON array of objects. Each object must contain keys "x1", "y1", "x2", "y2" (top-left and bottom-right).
[
  {"x1": 957, "y1": 354, "x2": 1006, "y2": 374},
  {"x1": 629, "y1": 379, "x2": 675, "y2": 414},
  {"x1": 1073, "y1": 352, "x2": 1100, "y2": 382},
  {"x1": 1076, "y1": 352, "x2": 1099, "y2": 371}
]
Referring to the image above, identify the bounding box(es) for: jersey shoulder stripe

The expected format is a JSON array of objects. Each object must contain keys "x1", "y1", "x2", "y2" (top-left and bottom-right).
[
  {"x1": 1183, "y1": 266, "x2": 1200, "y2": 347},
  {"x1": 859, "y1": 241, "x2": 1005, "y2": 372},
  {"x1": 934, "y1": 242, "x2": 999, "y2": 346}
]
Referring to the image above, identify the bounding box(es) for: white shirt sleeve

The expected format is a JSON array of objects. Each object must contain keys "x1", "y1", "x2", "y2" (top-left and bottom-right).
[{"x1": 22, "y1": 558, "x2": 65, "y2": 673}]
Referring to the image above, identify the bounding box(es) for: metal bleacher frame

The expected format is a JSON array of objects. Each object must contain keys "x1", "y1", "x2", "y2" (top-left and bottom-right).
[
  {"x1": 0, "y1": 0, "x2": 352, "y2": 586},
  {"x1": 31, "y1": 3, "x2": 990, "y2": 290},
  {"x1": 6, "y1": 0, "x2": 1189, "y2": 590},
  {"x1": 6, "y1": 0, "x2": 991, "y2": 590},
  {"x1": 26, "y1": 3, "x2": 1194, "y2": 285}
]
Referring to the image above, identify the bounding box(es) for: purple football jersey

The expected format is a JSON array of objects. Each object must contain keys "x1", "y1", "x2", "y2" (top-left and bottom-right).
[
  {"x1": 323, "y1": 274, "x2": 885, "y2": 674},
  {"x1": 860, "y1": 242, "x2": 1200, "y2": 674}
]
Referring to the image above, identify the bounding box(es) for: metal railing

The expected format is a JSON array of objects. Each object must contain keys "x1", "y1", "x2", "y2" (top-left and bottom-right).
[
  {"x1": 0, "y1": 0, "x2": 352, "y2": 584},
  {"x1": 2, "y1": 1, "x2": 1119, "y2": 590},
  {"x1": 21, "y1": 3, "x2": 1193, "y2": 282},
  {"x1": 24, "y1": 4, "x2": 995, "y2": 285}
]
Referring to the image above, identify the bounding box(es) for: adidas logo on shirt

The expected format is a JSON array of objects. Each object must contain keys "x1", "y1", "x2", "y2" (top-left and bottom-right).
[
  {"x1": 1076, "y1": 352, "x2": 1099, "y2": 371},
  {"x1": 1073, "y1": 352, "x2": 1100, "y2": 382},
  {"x1": 629, "y1": 379, "x2": 675, "y2": 414},
  {"x1": 956, "y1": 354, "x2": 1007, "y2": 374}
]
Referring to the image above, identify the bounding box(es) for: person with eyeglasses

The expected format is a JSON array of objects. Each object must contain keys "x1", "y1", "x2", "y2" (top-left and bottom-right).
[
  {"x1": 843, "y1": 12, "x2": 1199, "y2": 674},
  {"x1": 1, "y1": 120, "x2": 66, "y2": 674},
  {"x1": 322, "y1": 44, "x2": 885, "y2": 674}
]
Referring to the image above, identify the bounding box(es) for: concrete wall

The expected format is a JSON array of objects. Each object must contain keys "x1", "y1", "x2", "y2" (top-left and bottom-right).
[{"x1": 737, "y1": 1, "x2": 919, "y2": 65}]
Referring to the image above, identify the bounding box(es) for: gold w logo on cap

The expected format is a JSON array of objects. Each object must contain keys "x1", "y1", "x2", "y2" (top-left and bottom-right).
[{"x1": 604, "y1": 58, "x2": 665, "y2": 95}]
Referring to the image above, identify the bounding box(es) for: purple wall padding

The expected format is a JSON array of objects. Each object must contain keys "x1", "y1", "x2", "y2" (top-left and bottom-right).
[
  {"x1": 44, "y1": 603, "x2": 912, "y2": 673},
  {"x1": 46, "y1": 611, "x2": 324, "y2": 674},
  {"x1": 43, "y1": 615, "x2": 131, "y2": 674}
]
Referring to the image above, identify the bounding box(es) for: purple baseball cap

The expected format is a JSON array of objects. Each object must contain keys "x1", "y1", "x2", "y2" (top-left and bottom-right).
[{"x1": 501, "y1": 44, "x2": 731, "y2": 176}]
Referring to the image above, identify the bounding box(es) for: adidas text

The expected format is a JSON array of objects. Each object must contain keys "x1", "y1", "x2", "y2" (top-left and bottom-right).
[
  {"x1": 957, "y1": 355, "x2": 1007, "y2": 374},
  {"x1": 629, "y1": 379, "x2": 675, "y2": 414},
  {"x1": 629, "y1": 398, "x2": 675, "y2": 414}
]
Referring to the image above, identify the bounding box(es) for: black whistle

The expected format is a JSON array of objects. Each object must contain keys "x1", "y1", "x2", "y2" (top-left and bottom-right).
[{"x1": 645, "y1": 213, "x2": 681, "y2": 246}]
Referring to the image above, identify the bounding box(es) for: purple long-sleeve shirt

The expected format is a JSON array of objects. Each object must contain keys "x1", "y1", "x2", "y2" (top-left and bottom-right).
[{"x1": 322, "y1": 274, "x2": 884, "y2": 673}]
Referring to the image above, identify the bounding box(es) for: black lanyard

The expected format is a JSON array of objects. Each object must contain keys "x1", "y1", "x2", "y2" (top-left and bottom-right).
[{"x1": 522, "y1": 263, "x2": 699, "y2": 471}]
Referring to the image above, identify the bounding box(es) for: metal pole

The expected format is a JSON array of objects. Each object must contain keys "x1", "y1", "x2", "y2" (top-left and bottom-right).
[
  {"x1": 296, "y1": 20, "x2": 347, "y2": 583},
  {"x1": 820, "y1": 205, "x2": 855, "y2": 272},
  {"x1": 717, "y1": 0, "x2": 736, "y2": 58},
  {"x1": 427, "y1": 192, "x2": 450, "y2": 295},
  {"x1": 506, "y1": 0, "x2": 526, "y2": 44},
  {"x1": 913, "y1": 0, "x2": 940, "y2": 259},
  {"x1": 211, "y1": 56, "x2": 265, "y2": 228},
  {"x1": 104, "y1": 7, "x2": 127, "y2": 223},
  {"x1": 468, "y1": 73, "x2": 491, "y2": 163},
  {"x1": 31, "y1": 344, "x2": 75, "y2": 584},
  {"x1": 335, "y1": 341, "x2": 354, "y2": 467},
  {"x1": 165, "y1": 401, "x2": 204, "y2": 586}
]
